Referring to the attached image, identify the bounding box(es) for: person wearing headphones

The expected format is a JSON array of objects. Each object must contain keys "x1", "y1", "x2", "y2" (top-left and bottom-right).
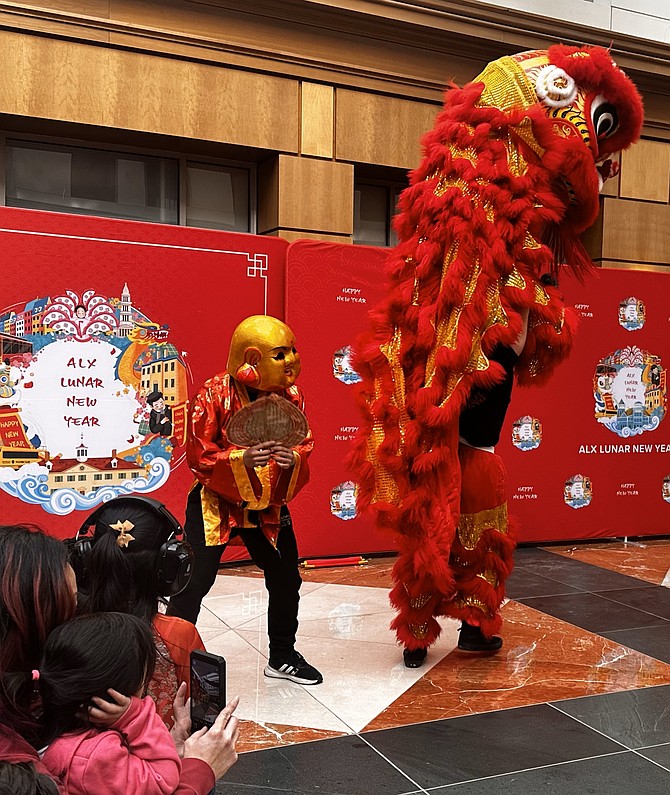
[{"x1": 71, "y1": 495, "x2": 204, "y2": 727}]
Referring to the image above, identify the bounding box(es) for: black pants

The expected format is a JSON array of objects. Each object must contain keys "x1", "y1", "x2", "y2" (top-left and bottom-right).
[{"x1": 167, "y1": 485, "x2": 302, "y2": 662}]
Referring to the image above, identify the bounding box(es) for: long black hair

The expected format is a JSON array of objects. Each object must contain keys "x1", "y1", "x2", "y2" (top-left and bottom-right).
[
  {"x1": 38, "y1": 612, "x2": 156, "y2": 746},
  {"x1": 80, "y1": 503, "x2": 174, "y2": 623},
  {"x1": 0, "y1": 525, "x2": 76, "y2": 739}
]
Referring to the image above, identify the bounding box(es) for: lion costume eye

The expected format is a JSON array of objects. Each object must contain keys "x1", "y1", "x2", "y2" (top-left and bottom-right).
[{"x1": 591, "y1": 96, "x2": 619, "y2": 140}]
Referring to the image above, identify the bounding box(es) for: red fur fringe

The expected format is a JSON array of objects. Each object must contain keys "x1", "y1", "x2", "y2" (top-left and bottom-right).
[{"x1": 347, "y1": 46, "x2": 643, "y2": 648}]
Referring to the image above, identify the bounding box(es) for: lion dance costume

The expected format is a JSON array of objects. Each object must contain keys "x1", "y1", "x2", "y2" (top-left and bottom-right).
[{"x1": 350, "y1": 46, "x2": 643, "y2": 656}]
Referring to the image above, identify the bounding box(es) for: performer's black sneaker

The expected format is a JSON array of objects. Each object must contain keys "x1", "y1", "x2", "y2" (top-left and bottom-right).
[
  {"x1": 264, "y1": 650, "x2": 323, "y2": 685},
  {"x1": 457, "y1": 621, "x2": 503, "y2": 652},
  {"x1": 403, "y1": 647, "x2": 427, "y2": 668}
]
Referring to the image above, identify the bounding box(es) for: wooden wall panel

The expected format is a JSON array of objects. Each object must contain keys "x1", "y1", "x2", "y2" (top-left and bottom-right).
[
  {"x1": 336, "y1": 89, "x2": 439, "y2": 169},
  {"x1": 601, "y1": 197, "x2": 670, "y2": 265},
  {"x1": 0, "y1": 30, "x2": 299, "y2": 151},
  {"x1": 301, "y1": 82, "x2": 334, "y2": 158},
  {"x1": 600, "y1": 260, "x2": 670, "y2": 273},
  {"x1": 278, "y1": 230, "x2": 352, "y2": 244},
  {"x1": 24, "y1": 1, "x2": 110, "y2": 15},
  {"x1": 259, "y1": 155, "x2": 353, "y2": 235},
  {"x1": 278, "y1": 156, "x2": 353, "y2": 235},
  {"x1": 619, "y1": 139, "x2": 670, "y2": 203}
]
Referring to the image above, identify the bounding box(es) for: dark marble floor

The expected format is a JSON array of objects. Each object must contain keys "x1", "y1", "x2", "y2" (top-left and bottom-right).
[{"x1": 214, "y1": 540, "x2": 670, "y2": 794}]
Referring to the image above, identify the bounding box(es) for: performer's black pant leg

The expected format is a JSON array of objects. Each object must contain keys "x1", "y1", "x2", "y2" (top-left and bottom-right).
[
  {"x1": 167, "y1": 484, "x2": 225, "y2": 624},
  {"x1": 238, "y1": 508, "x2": 302, "y2": 661}
]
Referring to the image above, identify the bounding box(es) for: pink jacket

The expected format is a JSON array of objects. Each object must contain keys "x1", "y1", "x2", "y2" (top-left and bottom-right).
[{"x1": 41, "y1": 696, "x2": 215, "y2": 795}]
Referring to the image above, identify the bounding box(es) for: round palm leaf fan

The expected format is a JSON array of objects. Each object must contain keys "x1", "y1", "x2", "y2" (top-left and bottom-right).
[{"x1": 225, "y1": 394, "x2": 308, "y2": 448}]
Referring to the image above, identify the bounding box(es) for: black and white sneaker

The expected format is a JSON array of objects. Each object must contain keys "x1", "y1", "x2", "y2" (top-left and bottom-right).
[{"x1": 264, "y1": 650, "x2": 323, "y2": 685}]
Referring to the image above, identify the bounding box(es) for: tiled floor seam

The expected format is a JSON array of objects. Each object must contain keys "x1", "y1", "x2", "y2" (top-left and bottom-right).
[
  {"x1": 590, "y1": 589, "x2": 670, "y2": 624},
  {"x1": 630, "y1": 748, "x2": 670, "y2": 774},
  {"x1": 356, "y1": 732, "x2": 431, "y2": 795},
  {"x1": 543, "y1": 680, "x2": 670, "y2": 710},
  {"x1": 359, "y1": 680, "x2": 670, "y2": 735},
  {"x1": 547, "y1": 700, "x2": 631, "y2": 749},
  {"x1": 524, "y1": 550, "x2": 659, "y2": 590},
  {"x1": 422, "y1": 749, "x2": 631, "y2": 790}
]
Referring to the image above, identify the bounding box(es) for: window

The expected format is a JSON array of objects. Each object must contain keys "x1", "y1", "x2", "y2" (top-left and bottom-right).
[
  {"x1": 354, "y1": 182, "x2": 404, "y2": 247},
  {"x1": 66, "y1": 475, "x2": 76, "y2": 482},
  {"x1": 6, "y1": 141, "x2": 178, "y2": 223},
  {"x1": 186, "y1": 163, "x2": 251, "y2": 232},
  {"x1": 118, "y1": 472, "x2": 127, "y2": 479},
  {"x1": 94, "y1": 474, "x2": 102, "y2": 481},
  {"x1": 3, "y1": 138, "x2": 254, "y2": 232},
  {"x1": 54, "y1": 475, "x2": 63, "y2": 483},
  {"x1": 105, "y1": 473, "x2": 113, "y2": 480},
  {"x1": 78, "y1": 475, "x2": 86, "y2": 481}
]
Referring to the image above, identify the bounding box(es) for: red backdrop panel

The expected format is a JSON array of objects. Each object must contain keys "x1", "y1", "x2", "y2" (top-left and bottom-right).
[
  {"x1": 285, "y1": 240, "x2": 392, "y2": 557},
  {"x1": 0, "y1": 206, "x2": 287, "y2": 543},
  {"x1": 287, "y1": 241, "x2": 670, "y2": 551},
  {"x1": 501, "y1": 268, "x2": 670, "y2": 542}
]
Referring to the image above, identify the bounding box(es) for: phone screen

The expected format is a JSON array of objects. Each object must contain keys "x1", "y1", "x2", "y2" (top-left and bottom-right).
[{"x1": 190, "y1": 653, "x2": 225, "y2": 730}]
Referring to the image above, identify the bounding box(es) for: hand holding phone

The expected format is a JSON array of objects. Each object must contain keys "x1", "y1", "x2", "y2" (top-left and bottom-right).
[{"x1": 190, "y1": 650, "x2": 226, "y2": 732}]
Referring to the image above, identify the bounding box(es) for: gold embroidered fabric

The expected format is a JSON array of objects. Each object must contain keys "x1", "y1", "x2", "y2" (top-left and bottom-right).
[
  {"x1": 457, "y1": 503, "x2": 509, "y2": 550},
  {"x1": 504, "y1": 267, "x2": 527, "y2": 290},
  {"x1": 404, "y1": 586, "x2": 432, "y2": 610},
  {"x1": 409, "y1": 622, "x2": 429, "y2": 639},
  {"x1": 476, "y1": 569, "x2": 499, "y2": 587},
  {"x1": 454, "y1": 595, "x2": 491, "y2": 615}
]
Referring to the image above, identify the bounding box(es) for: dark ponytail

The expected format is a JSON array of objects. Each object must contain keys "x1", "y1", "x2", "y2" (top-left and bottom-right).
[
  {"x1": 0, "y1": 525, "x2": 76, "y2": 739},
  {"x1": 39, "y1": 612, "x2": 156, "y2": 746},
  {"x1": 80, "y1": 504, "x2": 172, "y2": 624}
]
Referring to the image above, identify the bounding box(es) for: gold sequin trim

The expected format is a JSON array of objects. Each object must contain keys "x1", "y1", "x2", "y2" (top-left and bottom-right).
[
  {"x1": 511, "y1": 117, "x2": 545, "y2": 158},
  {"x1": 404, "y1": 586, "x2": 432, "y2": 610},
  {"x1": 483, "y1": 280, "x2": 508, "y2": 332},
  {"x1": 379, "y1": 328, "x2": 409, "y2": 446},
  {"x1": 534, "y1": 282, "x2": 551, "y2": 306},
  {"x1": 457, "y1": 503, "x2": 509, "y2": 550},
  {"x1": 433, "y1": 173, "x2": 471, "y2": 198},
  {"x1": 477, "y1": 569, "x2": 499, "y2": 588},
  {"x1": 454, "y1": 596, "x2": 491, "y2": 615},
  {"x1": 425, "y1": 255, "x2": 479, "y2": 388},
  {"x1": 504, "y1": 267, "x2": 526, "y2": 290},
  {"x1": 366, "y1": 377, "x2": 401, "y2": 506},
  {"x1": 523, "y1": 233, "x2": 542, "y2": 250},
  {"x1": 527, "y1": 357, "x2": 541, "y2": 378},
  {"x1": 409, "y1": 622, "x2": 429, "y2": 640},
  {"x1": 440, "y1": 241, "x2": 459, "y2": 291},
  {"x1": 449, "y1": 144, "x2": 478, "y2": 166},
  {"x1": 505, "y1": 133, "x2": 528, "y2": 178},
  {"x1": 475, "y1": 57, "x2": 538, "y2": 114}
]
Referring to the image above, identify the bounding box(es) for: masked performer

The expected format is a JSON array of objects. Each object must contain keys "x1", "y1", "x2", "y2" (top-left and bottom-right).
[
  {"x1": 349, "y1": 46, "x2": 643, "y2": 667},
  {"x1": 167, "y1": 315, "x2": 322, "y2": 685}
]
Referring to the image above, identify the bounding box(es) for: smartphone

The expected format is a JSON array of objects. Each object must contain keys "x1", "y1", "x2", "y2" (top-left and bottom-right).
[{"x1": 190, "y1": 650, "x2": 226, "y2": 731}]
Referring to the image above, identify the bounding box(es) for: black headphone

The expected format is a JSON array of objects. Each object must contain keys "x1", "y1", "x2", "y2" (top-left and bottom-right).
[{"x1": 68, "y1": 495, "x2": 193, "y2": 598}]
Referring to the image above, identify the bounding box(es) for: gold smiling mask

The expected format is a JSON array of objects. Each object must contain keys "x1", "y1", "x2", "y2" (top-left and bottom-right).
[{"x1": 227, "y1": 315, "x2": 301, "y2": 392}]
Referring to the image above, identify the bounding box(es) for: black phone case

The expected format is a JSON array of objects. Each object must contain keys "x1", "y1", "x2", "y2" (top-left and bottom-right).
[{"x1": 190, "y1": 650, "x2": 226, "y2": 731}]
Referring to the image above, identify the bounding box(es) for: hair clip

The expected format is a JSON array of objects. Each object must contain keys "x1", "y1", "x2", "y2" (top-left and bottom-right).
[{"x1": 109, "y1": 519, "x2": 136, "y2": 548}]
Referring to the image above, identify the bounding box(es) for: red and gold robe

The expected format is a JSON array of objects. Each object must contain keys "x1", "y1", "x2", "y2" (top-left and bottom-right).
[{"x1": 187, "y1": 372, "x2": 313, "y2": 548}]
